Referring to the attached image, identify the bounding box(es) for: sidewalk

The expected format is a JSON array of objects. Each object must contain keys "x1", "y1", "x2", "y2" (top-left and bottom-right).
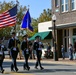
[
  {"x1": 41, "y1": 58, "x2": 76, "y2": 65},
  {"x1": 4, "y1": 57, "x2": 76, "y2": 65}
]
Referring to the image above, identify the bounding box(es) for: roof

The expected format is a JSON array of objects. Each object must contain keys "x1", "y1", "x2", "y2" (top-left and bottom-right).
[
  {"x1": 49, "y1": 22, "x2": 76, "y2": 29},
  {"x1": 29, "y1": 31, "x2": 52, "y2": 40}
]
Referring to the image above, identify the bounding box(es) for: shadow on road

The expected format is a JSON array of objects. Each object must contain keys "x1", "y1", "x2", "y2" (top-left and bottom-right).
[
  {"x1": 3, "y1": 61, "x2": 72, "y2": 68},
  {"x1": 2, "y1": 61, "x2": 76, "y2": 74},
  {"x1": 17, "y1": 68, "x2": 76, "y2": 74}
]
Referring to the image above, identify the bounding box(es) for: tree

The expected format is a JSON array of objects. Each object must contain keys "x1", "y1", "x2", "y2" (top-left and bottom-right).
[
  {"x1": 0, "y1": 1, "x2": 52, "y2": 38},
  {"x1": 38, "y1": 9, "x2": 52, "y2": 23},
  {"x1": 28, "y1": 9, "x2": 52, "y2": 37},
  {"x1": 0, "y1": 1, "x2": 27, "y2": 38}
]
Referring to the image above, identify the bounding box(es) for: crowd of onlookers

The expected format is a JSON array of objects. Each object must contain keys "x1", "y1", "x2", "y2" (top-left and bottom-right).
[{"x1": 61, "y1": 42, "x2": 76, "y2": 60}]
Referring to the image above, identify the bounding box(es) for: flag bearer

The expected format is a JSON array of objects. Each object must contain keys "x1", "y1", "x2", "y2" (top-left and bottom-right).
[
  {"x1": 21, "y1": 34, "x2": 30, "y2": 71},
  {"x1": 8, "y1": 32, "x2": 20, "y2": 72}
]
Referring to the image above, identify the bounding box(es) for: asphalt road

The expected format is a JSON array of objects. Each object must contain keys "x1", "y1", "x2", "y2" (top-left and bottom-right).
[{"x1": 0, "y1": 59, "x2": 76, "y2": 75}]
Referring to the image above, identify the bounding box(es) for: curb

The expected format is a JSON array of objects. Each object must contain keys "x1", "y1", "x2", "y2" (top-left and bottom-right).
[{"x1": 4, "y1": 58, "x2": 76, "y2": 65}]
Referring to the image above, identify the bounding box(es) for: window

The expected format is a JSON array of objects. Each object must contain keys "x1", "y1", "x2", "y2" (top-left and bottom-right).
[
  {"x1": 61, "y1": 0, "x2": 68, "y2": 12},
  {"x1": 55, "y1": 0, "x2": 59, "y2": 7},
  {"x1": 73, "y1": 28, "x2": 76, "y2": 35},
  {"x1": 64, "y1": 29, "x2": 66, "y2": 37},
  {"x1": 63, "y1": 29, "x2": 69, "y2": 52},
  {"x1": 63, "y1": 29, "x2": 69, "y2": 37},
  {"x1": 71, "y1": 0, "x2": 76, "y2": 10}
]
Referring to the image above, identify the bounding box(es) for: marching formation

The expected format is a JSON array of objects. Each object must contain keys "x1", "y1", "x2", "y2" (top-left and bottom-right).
[{"x1": 0, "y1": 32, "x2": 44, "y2": 73}]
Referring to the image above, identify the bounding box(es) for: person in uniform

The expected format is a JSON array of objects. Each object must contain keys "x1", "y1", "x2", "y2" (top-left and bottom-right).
[
  {"x1": 33, "y1": 36, "x2": 44, "y2": 70},
  {"x1": 8, "y1": 32, "x2": 20, "y2": 72},
  {"x1": 0, "y1": 38, "x2": 5, "y2": 73},
  {"x1": 21, "y1": 34, "x2": 30, "y2": 71}
]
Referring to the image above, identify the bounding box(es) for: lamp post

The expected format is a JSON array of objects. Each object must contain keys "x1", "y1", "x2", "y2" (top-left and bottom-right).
[{"x1": 52, "y1": 14, "x2": 58, "y2": 61}]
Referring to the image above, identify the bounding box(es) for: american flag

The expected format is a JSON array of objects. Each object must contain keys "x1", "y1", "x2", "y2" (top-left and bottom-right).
[{"x1": 0, "y1": 5, "x2": 17, "y2": 28}]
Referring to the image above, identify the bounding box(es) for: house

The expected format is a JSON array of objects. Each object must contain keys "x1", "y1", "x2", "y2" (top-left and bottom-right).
[{"x1": 50, "y1": 0, "x2": 76, "y2": 57}]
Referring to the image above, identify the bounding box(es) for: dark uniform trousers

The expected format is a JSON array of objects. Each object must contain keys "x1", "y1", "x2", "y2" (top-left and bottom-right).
[
  {"x1": 0, "y1": 59, "x2": 4, "y2": 71},
  {"x1": 10, "y1": 48, "x2": 19, "y2": 71},
  {"x1": 21, "y1": 41, "x2": 30, "y2": 70},
  {"x1": 8, "y1": 38, "x2": 20, "y2": 71},
  {"x1": 0, "y1": 44, "x2": 5, "y2": 72},
  {"x1": 35, "y1": 50, "x2": 42, "y2": 67},
  {"x1": 33, "y1": 42, "x2": 43, "y2": 69},
  {"x1": 23, "y1": 50, "x2": 29, "y2": 69}
]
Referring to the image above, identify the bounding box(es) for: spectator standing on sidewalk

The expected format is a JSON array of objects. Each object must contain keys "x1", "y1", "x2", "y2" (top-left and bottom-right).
[
  {"x1": 45, "y1": 43, "x2": 51, "y2": 59},
  {"x1": 61, "y1": 45, "x2": 65, "y2": 60},
  {"x1": 68, "y1": 44, "x2": 73, "y2": 60},
  {"x1": 47, "y1": 43, "x2": 51, "y2": 51},
  {"x1": 73, "y1": 42, "x2": 76, "y2": 60}
]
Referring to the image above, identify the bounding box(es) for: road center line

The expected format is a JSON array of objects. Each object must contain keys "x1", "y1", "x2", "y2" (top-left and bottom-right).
[{"x1": 4, "y1": 71, "x2": 34, "y2": 75}]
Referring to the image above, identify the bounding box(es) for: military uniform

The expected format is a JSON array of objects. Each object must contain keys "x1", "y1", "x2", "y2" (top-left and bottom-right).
[
  {"x1": 0, "y1": 44, "x2": 5, "y2": 73},
  {"x1": 8, "y1": 32, "x2": 20, "y2": 72},
  {"x1": 21, "y1": 35, "x2": 30, "y2": 70},
  {"x1": 33, "y1": 36, "x2": 44, "y2": 70}
]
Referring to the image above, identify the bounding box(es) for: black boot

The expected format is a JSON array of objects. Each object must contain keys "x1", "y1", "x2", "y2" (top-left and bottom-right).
[
  {"x1": 15, "y1": 68, "x2": 18, "y2": 72},
  {"x1": 11, "y1": 64, "x2": 14, "y2": 71},
  {"x1": 23, "y1": 64, "x2": 27, "y2": 70},
  {"x1": 35, "y1": 66, "x2": 38, "y2": 69},
  {"x1": 27, "y1": 66, "x2": 30, "y2": 71},
  {"x1": 1, "y1": 69, "x2": 4, "y2": 73},
  {"x1": 40, "y1": 67, "x2": 44, "y2": 70}
]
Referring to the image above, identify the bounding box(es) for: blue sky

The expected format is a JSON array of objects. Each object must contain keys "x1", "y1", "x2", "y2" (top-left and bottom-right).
[{"x1": 1, "y1": 0, "x2": 52, "y2": 19}]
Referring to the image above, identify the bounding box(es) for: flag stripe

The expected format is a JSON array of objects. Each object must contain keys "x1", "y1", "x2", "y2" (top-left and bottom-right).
[
  {"x1": 0, "y1": 16, "x2": 16, "y2": 22},
  {"x1": 0, "y1": 17, "x2": 16, "y2": 24},
  {"x1": 0, "y1": 5, "x2": 17, "y2": 28}
]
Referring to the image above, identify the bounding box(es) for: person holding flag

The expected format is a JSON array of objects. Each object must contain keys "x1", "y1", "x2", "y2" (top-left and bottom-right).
[
  {"x1": 8, "y1": 32, "x2": 20, "y2": 72},
  {"x1": 21, "y1": 7, "x2": 33, "y2": 70},
  {"x1": 21, "y1": 34, "x2": 31, "y2": 71}
]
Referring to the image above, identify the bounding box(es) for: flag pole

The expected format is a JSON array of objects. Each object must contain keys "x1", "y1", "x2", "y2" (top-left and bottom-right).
[
  {"x1": 26, "y1": 5, "x2": 30, "y2": 50},
  {"x1": 26, "y1": 5, "x2": 30, "y2": 34},
  {"x1": 14, "y1": 0, "x2": 19, "y2": 47},
  {"x1": 15, "y1": 0, "x2": 19, "y2": 33}
]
